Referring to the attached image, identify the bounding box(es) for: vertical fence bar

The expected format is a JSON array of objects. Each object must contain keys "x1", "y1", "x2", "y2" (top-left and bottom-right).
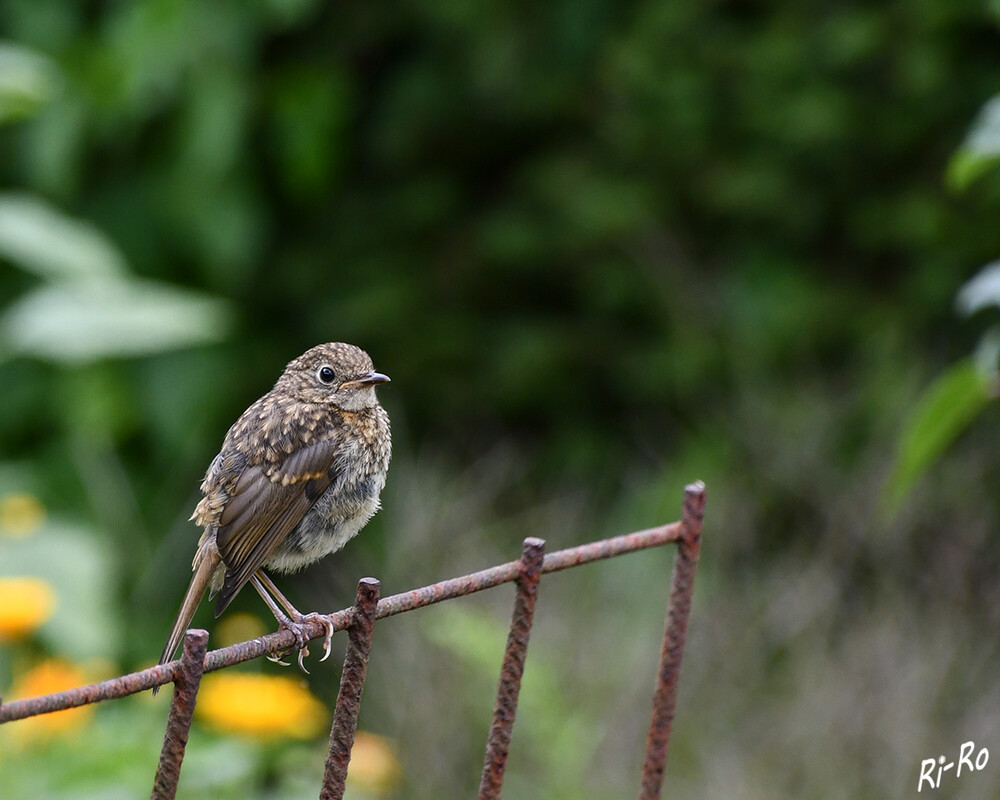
[
  {"x1": 477, "y1": 537, "x2": 546, "y2": 800},
  {"x1": 320, "y1": 577, "x2": 381, "y2": 800},
  {"x1": 638, "y1": 481, "x2": 706, "y2": 800},
  {"x1": 150, "y1": 629, "x2": 209, "y2": 800}
]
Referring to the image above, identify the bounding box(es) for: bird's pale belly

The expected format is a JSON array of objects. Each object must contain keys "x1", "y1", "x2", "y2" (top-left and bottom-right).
[{"x1": 263, "y1": 476, "x2": 384, "y2": 574}]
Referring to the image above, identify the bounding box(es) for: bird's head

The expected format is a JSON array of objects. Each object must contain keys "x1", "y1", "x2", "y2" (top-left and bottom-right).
[{"x1": 279, "y1": 342, "x2": 389, "y2": 410}]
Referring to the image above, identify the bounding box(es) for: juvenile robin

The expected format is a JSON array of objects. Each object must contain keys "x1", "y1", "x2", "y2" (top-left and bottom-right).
[{"x1": 157, "y1": 342, "x2": 391, "y2": 680}]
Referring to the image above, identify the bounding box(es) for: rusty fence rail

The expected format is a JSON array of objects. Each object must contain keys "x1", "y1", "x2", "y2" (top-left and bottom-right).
[{"x1": 0, "y1": 481, "x2": 706, "y2": 800}]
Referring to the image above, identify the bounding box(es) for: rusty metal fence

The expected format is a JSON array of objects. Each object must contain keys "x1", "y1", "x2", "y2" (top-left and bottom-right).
[{"x1": 0, "y1": 481, "x2": 706, "y2": 800}]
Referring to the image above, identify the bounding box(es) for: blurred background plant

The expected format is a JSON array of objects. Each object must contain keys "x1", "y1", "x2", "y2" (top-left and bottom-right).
[
  {"x1": 1, "y1": 1, "x2": 1000, "y2": 798},
  {"x1": 884, "y1": 91, "x2": 1000, "y2": 514}
]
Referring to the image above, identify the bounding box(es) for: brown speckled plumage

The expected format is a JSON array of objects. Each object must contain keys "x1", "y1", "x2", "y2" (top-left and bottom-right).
[{"x1": 157, "y1": 343, "x2": 391, "y2": 672}]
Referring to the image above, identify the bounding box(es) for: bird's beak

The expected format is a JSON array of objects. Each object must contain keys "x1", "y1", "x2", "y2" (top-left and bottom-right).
[{"x1": 341, "y1": 371, "x2": 390, "y2": 390}]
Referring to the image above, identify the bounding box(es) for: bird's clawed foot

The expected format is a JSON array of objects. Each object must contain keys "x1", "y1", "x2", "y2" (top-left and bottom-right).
[
  {"x1": 298, "y1": 612, "x2": 336, "y2": 662},
  {"x1": 275, "y1": 612, "x2": 335, "y2": 673}
]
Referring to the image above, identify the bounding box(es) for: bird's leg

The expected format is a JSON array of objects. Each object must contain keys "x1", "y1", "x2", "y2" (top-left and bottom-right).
[
  {"x1": 252, "y1": 571, "x2": 335, "y2": 670},
  {"x1": 249, "y1": 574, "x2": 296, "y2": 666}
]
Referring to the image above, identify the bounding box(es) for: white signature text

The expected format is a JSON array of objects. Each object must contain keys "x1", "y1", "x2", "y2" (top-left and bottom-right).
[{"x1": 918, "y1": 741, "x2": 989, "y2": 792}]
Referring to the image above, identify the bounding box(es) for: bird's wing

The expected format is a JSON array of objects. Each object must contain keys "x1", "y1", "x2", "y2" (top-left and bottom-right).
[{"x1": 213, "y1": 438, "x2": 338, "y2": 615}]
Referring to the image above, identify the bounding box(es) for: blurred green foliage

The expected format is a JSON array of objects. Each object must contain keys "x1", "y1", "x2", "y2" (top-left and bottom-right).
[
  {"x1": 887, "y1": 90, "x2": 1000, "y2": 509},
  {"x1": 2, "y1": 0, "x2": 999, "y2": 484},
  {"x1": 884, "y1": 357, "x2": 993, "y2": 512},
  {"x1": 2, "y1": 0, "x2": 1000, "y2": 797}
]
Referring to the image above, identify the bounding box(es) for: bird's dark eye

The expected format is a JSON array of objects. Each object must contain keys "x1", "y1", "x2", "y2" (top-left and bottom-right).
[{"x1": 317, "y1": 365, "x2": 336, "y2": 384}]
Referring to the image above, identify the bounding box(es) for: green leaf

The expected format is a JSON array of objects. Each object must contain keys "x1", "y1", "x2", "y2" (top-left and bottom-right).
[
  {"x1": 0, "y1": 279, "x2": 234, "y2": 363},
  {"x1": 947, "y1": 95, "x2": 1000, "y2": 191},
  {"x1": 883, "y1": 359, "x2": 993, "y2": 514},
  {"x1": 0, "y1": 41, "x2": 61, "y2": 124},
  {"x1": 964, "y1": 95, "x2": 1000, "y2": 155},
  {"x1": 0, "y1": 193, "x2": 128, "y2": 281},
  {"x1": 947, "y1": 147, "x2": 1000, "y2": 192},
  {"x1": 956, "y1": 260, "x2": 1000, "y2": 315}
]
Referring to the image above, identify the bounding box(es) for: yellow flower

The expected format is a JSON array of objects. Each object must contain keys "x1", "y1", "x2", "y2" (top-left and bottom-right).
[
  {"x1": 0, "y1": 577, "x2": 57, "y2": 641},
  {"x1": 5, "y1": 659, "x2": 93, "y2": 742},
  {"x1": 196, "y1": 673, "x2": 327, "y2": 739},
  {"x1": 0, "y1": 493, "x2": 45, "y2": 537},
  {"x1": 348, "y1": 731, "x2": 402, "y2": 796}
]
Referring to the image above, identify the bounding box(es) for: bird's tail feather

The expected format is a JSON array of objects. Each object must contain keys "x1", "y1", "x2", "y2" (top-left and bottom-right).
[{"x1": 154, "y1": 546, "x2": 220, "y2": 695}]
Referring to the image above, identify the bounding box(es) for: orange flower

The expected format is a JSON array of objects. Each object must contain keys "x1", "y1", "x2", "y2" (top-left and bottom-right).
[
  {"x1": 5, "y1": 659, "x2": 92, "y2": 742},
  {"x1": 348, "y1": 731, "x2": 402, "y2": 796},
  {"x1": 0, "y1": 576, "x2": 56, "y2": 641},
  {"x1": 196, "y1": 673, "x2": 327, "y2": 739}
]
